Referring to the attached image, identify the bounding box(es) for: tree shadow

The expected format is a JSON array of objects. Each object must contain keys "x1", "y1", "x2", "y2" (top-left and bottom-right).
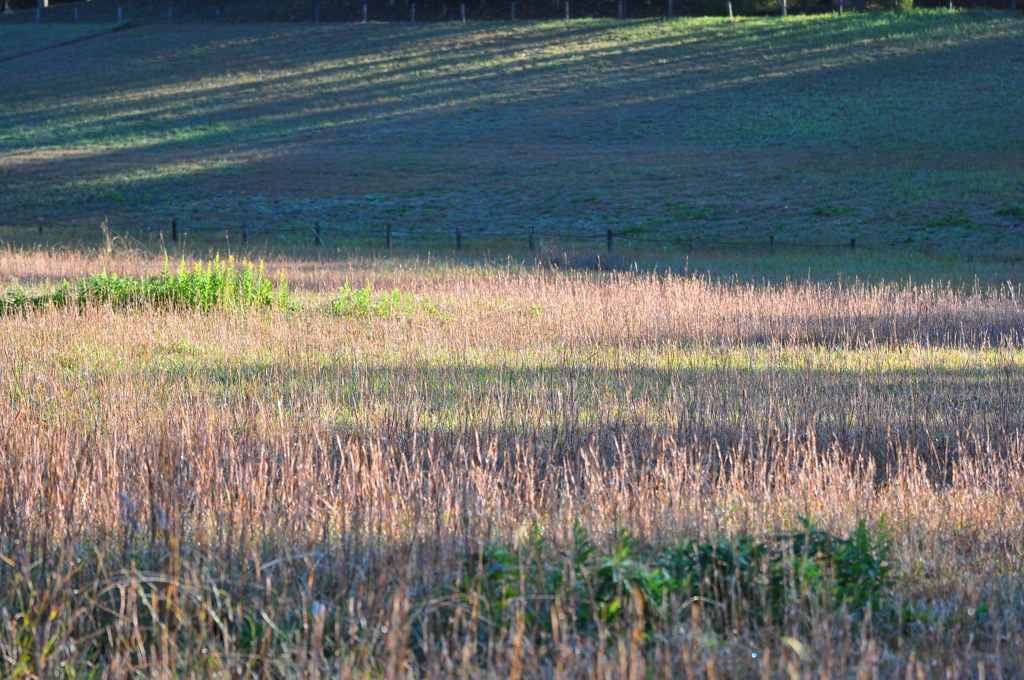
[
  {"x1": 136, "y1": 355, "x2": 1024, "y2": 489},
  {"x1": 2, "y1": 13, "x2": 1022, "y2": 252}
]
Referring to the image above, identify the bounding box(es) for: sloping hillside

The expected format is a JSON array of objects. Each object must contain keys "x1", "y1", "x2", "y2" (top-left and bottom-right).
[{"x1": 2, "y1": 12, "x2": 1023, "y2": 256}]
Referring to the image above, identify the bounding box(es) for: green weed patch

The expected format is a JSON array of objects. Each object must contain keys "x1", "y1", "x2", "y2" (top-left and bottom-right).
[
  {"x1": 0, "y1": 257, "x2": 289, "y2": 313},
  {"x1": 451, "y1": 519, "x2": 894, "y2": 643},
  {"x1": 330, "y1": 282, "x2": 439, "y2": 318}
]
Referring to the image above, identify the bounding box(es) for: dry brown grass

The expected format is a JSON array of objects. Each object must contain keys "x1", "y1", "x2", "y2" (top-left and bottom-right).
[{"x1": 2, "y1": 251, "x2": 1024, "y2": 678}]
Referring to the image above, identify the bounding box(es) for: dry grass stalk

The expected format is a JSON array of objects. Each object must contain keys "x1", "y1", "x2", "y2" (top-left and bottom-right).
[{"x1": 1, "y1": 254, "x2": 1023, "y2": 676}]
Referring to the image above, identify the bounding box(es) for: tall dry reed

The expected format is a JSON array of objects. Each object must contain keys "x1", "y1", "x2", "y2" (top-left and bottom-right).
[{"x1": 2, "y1": 253, "x2": 1023, "y2": 677}]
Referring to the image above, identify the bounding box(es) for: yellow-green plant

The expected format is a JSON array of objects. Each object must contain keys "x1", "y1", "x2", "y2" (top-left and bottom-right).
[{"x1": 0, "y1": 256, "x2": 287, "y2": 313}]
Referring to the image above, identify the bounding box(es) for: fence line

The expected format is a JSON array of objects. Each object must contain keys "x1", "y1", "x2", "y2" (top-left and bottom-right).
[
  {"x1": 11, "y1": 0, "x2": 1018, "y2": 32},
  {"x1": 103, "y1": 218, "x2": 877, "y2": 254}
]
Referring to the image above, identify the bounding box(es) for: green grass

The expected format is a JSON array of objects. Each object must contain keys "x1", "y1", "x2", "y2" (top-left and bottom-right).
[
  {"x1": 0, "y1": 22, "x2": 115, "y2": 60},
  {"x1": 1, "y1": 11, "x2": 1023, "y2": 273}
]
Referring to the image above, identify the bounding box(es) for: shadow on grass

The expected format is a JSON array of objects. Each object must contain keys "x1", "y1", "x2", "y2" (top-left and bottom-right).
[
  {"x1": 1, "y1": 13, "x2": 1022, "y2": 257},
  {"x1": 120, "y1": 357, "x2": 1024, "y2": 488}
]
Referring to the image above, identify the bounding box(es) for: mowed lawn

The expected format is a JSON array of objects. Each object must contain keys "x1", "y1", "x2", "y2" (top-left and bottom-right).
[{"x1": 1, "y1": 12, "x2": 1023, "y2": 253}]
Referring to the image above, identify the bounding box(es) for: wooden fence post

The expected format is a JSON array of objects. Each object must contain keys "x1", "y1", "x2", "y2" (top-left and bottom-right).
[
  {"x1": 565, "y1": 1, "x2": 569, "y2": 19},
  {"x1": 511, "y1": 2, "x2": 515, "y2": 20},
  {"x1": 606, "y1": 229, "x2": 613, "y2": 252},
  {"x1": 727, "y1": 1, "x2": 734, "y2": 19},
  {"x1": 314, "y1": 223, "x2": 323, "y2": 246},
  {"x1": 668, "y1": 0, "x2": 673, "y2": 17},
  {"x1": 850, "y1": 237, "x2": 856, "y2": 251},
  {"x1": 461, "y1": 3, "x2": 466, "y2": 22},
  {"x1": 529, "y1": 227, "x2": 535, "y2": 251},
  {"x1": 781, "y1": 0, "x2": 786, "y2": 16},
  {"x1": 117, "y1": 6, "x2": 122, "y2": 22},
  {"x1": 38, "y1": 218, "x2": 43, "y2": 235},
  {"x1": 410, "y1": 4, "x2": 415, "y2": 21},
  {"x1": 618, "y1": 1, "x2": 623, "y2": 18},
  {"x1": 770, "y1": 235, "x2": 775, "y2": 253},
  {"x1": 455, "y1": 227, "x2": 462, "y2": 250},
  {"x1": 171, "y1": 218, "x2": 178, "y2": 243},
  {"x1": 362, "y1": 4, "x2": 368, "y2": 21}
]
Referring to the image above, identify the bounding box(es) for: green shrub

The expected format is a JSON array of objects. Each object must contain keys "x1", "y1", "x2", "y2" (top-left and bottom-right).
[
  {"x1": 450, "y1": 519, "x2": 894, "y2": 643},
  {"x1": 0, "y1": 257, "x2": 289, "y2": 314}
]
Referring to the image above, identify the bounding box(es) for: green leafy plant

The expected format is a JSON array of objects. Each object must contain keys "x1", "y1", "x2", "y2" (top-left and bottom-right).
[
  {"x1": 585, "y1": 530, "x2": 669, "y2": 628},
  {"x1": 0, "y1": 257, "x2": 287, "y2": 314},
  {"x1": 452, "y1": 519, "x2": 895, "y2": 645},
  {"x1": 660, "y1": 534, "x2": 771, "y2": 626},
  {"x1": 775, "y1": 518, "x2": 894, "y2": 618},
  {"x1": 330, "y1": 282, "x2": 438, "y2": 318}
]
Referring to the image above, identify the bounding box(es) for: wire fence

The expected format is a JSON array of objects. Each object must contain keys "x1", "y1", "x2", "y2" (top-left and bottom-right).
[
  {"x1": 7, "y1": 0, "x2": 1020, "y2": 28},
  {"x1": 143, "y1": 219, "x2": 876, "y2": 254}
]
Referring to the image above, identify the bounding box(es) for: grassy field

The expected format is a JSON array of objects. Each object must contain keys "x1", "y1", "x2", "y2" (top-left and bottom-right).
[
  {"x1": 2, "y1": 12, "x2": 1024, "y2": 268},
  {"x1": 4, "y1": 8, "x2": 1024, "y2": 678},
  {"x1": 2, "y1": 250, "x2": 1024, "y2": 676},
  {"x1": 0, "y1": 23, "x2": 116, "y2": 61}
]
